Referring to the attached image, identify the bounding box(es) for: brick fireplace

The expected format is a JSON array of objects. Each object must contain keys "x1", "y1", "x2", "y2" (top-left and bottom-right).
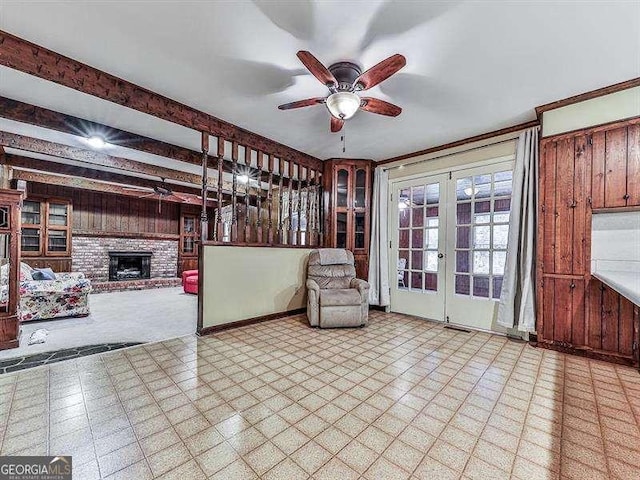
[{"x1": 72, "y1": 236, "x2": 178, "y2": 281}]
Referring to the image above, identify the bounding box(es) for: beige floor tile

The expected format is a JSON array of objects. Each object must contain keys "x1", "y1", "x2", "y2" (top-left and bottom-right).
[
  {"x1": 195, "y1": 441, "x2": 239, "y2": 477},
  {"x1": 98, "y1": 443, "x2": 145, "y2": 478},
  {"x1": 290, "y1": 440, "x2": 332, "y2": 474},
  {"x1": 155, "y1": 459, "x2": 207, "y2": 480},
  {"x1": 271, "y1": 426, "x2": 310, "y2": 455},
  {"x1": 364, "y1": 456, "x2": 412, "y2": 480},
  {"x1": 210, "y1": 458, "x2": 258, "y2": 480},
  {"x1": 243, "y1": 441, "x2": 286, "y2": 475},
  {"x1": 103, "y1": 459, "x2": 152, "y2": 480},
  {"x1": 262, "y1": 458, "x2": 309, "y2": 480},
  {"x1": 315, "y1": 426, "x2": 352, "y2": 454},
  {"x1": 147, "y1": 443, "x2": 192, "y2": 477},
  {"x1": 314, "y1": 457, "x2": 359, "y2": 480}
]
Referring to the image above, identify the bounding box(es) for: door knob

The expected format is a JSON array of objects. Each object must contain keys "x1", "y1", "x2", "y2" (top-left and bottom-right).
[{"x1": 438, "y1": 253, "x2": 444, "y2": 258}]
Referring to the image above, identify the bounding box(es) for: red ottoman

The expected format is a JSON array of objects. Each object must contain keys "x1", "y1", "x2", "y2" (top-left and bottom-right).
[{"x1": 182, "y1": 269, "x2": 198, "y2": 294}]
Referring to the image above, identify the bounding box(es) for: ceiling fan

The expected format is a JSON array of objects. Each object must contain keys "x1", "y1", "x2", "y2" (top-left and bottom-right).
[
  {"x1": 278, "y1": 51, "x2": 406, "y2": 132},
  {"x1": 124, "y1": 178, "x2": 191, "y2": 213}
]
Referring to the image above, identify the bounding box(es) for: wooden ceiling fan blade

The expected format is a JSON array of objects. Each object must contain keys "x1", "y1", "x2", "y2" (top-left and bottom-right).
[
  {"x1": 354, "y1": 54, "x2": 406, "y2": 90},
  {"x1": 139, "y1": 192, "x2": 157, "y2": 199},
  {"x1": 123, "y1": 186, "x2": 151, "y2": 192},
  {"x1": 360, "y1": 97, "x2": 402, "y2": 117},
  {"x1": 278, "y1": 98, "x2": 325, "y2": 110},
  {"x1": 297, "y1": 51, "x2": 337, "y2": 88},
  {"x1": 330, "y1": 116, "x2": 344, "y2": 133}
]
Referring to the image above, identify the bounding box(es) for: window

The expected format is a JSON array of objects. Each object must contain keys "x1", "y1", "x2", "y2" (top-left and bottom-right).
[
  {"x1": 21, "y1": 199, "x2": 71, "y2": 257},
  {"x1": 454, "y1": 171, "x2": 512, "y2": 299}
]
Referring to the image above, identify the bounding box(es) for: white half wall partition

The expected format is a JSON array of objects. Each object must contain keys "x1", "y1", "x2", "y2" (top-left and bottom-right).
[{"x1": 201, "y1": 245, "x2": 312, "y2": 331}]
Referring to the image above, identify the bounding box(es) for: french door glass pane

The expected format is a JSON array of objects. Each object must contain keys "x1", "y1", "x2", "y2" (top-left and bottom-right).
[
  {"x1": 455, "y1": 170, "x2": 512, "y2": 299},
  {"x1": 397, "y1": 180, "x2": 440, "y2": 292}
]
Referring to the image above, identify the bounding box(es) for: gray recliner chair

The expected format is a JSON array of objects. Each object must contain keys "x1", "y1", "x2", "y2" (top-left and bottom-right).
[{"x1": 306, "y1": 249, "x2": 369, "y2": 328}]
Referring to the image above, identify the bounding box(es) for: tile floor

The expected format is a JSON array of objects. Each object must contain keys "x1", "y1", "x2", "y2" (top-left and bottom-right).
[{"x1": 0, "y1": 311, "x2": 639, "y2": 479}]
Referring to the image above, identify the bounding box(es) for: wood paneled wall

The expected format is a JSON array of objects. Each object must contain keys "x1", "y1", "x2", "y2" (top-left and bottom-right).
[
  {"x1": 27, "y1": 183, "x2": 180, "y2": 236},
  {"x1": 537, "y1": 117, "x2": 640, "y2": 366}
]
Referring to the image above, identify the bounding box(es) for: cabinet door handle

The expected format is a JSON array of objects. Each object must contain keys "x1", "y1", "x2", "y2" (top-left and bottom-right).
[
  {"x1": 623, "y1": 193, "x2": 630, "y2": 200},
  {"x1": 570, "y1": 283, "x2": 576, "y2": 289}
]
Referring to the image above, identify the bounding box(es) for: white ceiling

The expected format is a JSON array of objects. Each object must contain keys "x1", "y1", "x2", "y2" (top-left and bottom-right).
[{"x1": 1, "y1": 0, "x2": 639, "y2": 161}]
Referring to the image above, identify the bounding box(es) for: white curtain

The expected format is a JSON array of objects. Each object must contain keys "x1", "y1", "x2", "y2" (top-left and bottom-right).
[
  {"x1": 368, "y1": 167, "x2": 390, "y2": 306},
  {"x1": 497, "y1": 127, "x2": 539, "y2": 332}
]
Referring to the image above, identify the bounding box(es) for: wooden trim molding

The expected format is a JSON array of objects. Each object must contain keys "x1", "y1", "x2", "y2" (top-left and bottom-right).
[
  {"x1": 201, "y1": 241, "x2": 313, "y2": 249},
  {"x1": 535, "y1": 77, "x2": 640, "y2": 116},
  {"x1": 73, "y1": 230, "x2": 180, "y2": 240},
  {"x1": 0, "y1": 30, "x2": 322, "y2": 172},
  {"x1": 198, "y1": 308, "x2": 306, "y2": 336},
  {"x1": 377, "y1": 120, "x2": 539, "y2": 166}
]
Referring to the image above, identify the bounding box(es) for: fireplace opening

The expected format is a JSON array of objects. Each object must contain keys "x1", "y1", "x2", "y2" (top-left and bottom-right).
[{"x1": 109, "y1": 251, "x2": 152, "y2": 281}]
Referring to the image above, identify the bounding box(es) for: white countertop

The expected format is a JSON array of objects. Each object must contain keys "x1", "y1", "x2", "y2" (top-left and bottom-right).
[{"x1": 592, "y1": 270, "x2": 640, "y2": 306}]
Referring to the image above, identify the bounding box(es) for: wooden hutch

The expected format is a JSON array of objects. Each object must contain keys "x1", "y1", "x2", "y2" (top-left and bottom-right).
[
  {"x1": 0, "y1": 190, "x2": 23, "y2": 350},
  {"x1": 323, "y1": 158, "x2": 373, "y2": 280}
]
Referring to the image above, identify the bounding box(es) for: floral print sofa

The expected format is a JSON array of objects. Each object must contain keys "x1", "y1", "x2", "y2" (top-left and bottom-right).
[{"x1": 1, "y1": 263, "x2": 92, "y2": 322}]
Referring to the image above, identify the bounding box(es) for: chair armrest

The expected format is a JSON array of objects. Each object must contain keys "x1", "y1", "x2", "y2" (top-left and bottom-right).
[
  {"x1": 306, "y1": 279, "x2": 320, "y2": 294},
  {"x1": 350, "y1": 278, "x2": 370, "y2": 297}
]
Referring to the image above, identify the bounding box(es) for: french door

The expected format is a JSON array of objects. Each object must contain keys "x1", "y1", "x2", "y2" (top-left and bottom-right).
[
  {"x1": 390, "y1": 174, "x2": 448, "y2": 321},
  {"x1": 389, "y1": 161, "x2": 514, "y2": 332}
]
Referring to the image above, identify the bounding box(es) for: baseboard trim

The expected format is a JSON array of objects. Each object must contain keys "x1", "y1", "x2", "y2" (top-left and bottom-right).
[
  {"x1": 198, "y1": 308, "x2": 306, "y2": 336},
  {"x1": 532, "y1": 340, "x2": 636, "y2": 367},
  {"x1": 0, "y1": 339, "x2": 19, "y2": 351},
  {"x1": 369, "y1": 305, "x2": 387, "y2": 311}
]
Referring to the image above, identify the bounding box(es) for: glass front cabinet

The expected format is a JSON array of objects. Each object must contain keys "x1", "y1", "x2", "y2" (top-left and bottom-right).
[
  {"x1": 178, "y1": 208, "x2": 200, "y2": 275},
  {"x1": 323, "y1": 159, "x2": 372, "y2": 280},
  {"x1": 0, "y1": 190, "x2": 23, "y2": 350},
  {"x1": 21, "y1": 198, "x2": 72, "y2": 258}
]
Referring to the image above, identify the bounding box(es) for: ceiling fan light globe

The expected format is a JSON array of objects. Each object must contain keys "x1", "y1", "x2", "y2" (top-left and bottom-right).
[{"x1": 326, "y1": 92, "x2": 360, "y2": 120}]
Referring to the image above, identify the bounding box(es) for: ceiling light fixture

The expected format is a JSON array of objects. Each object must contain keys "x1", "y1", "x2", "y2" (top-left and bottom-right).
[
  {"x1": 398, "y1": 199, "x2": 409, "y2": 210},
  {"x1": 237, "y1": 174, "x2": 249, "y2": 184},
  {"x1": 86, "y1": 135, "x2": 106, "y2": 149},
  {"x1": 325, "y1": 92, "x2": 361, "y2": 120}
]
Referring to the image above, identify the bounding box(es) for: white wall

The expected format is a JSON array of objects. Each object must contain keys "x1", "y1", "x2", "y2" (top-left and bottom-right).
[
  {"x1": 591, "y1": 211, "x2": 640, "y2": 273},
  {"x1": 202, "y1": 246, "x2": 311, "y2": 328},
  {"x1": 386, "y1": 134, "x2": 518, "y2": 179},
  {"x1": 542, "y1": 86, "x2": 640, "y2": 137}
]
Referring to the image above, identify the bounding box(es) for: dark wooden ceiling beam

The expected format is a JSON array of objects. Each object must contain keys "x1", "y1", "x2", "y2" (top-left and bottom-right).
[
  {"x1": 3, "y1": 153, "x2": 203, "y2": 196},
  {"x1": 0, "y1": 96, "x2": 201, "y2": 164},
  {"x1": 0, "y1": 30, "x2": 322, "y2": 172},
  {"x1": 0, "y1": 130, "x2": 205, "y2": 185},
  {"x1": 11, "y1": 169, "x2": 211, "y2": 206}
]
